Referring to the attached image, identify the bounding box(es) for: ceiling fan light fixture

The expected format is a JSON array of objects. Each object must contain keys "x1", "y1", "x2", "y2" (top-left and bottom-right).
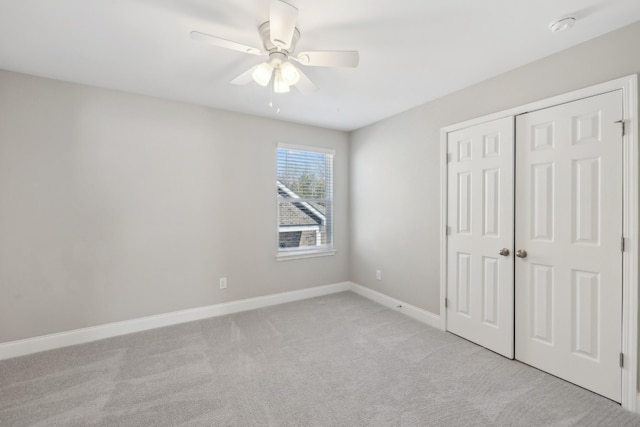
[
  {"x1": 274, "y1": 81, "x2": 290, "y2": 93},
  {"x1": 192, "y1": 0, "x2": 358, "y2": 98},
  {"x1": 252, "y1": 62, "x2": 273, "y2": 86},
  {"x1": 280, "y1": 61, "x2": 300, "y2": 85},
  {"x1": 273, "y1": 70, "x2": 291, "y2": 93}
]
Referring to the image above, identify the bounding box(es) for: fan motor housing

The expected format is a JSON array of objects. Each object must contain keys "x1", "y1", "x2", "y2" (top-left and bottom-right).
[{"x1": 268, "y1": 51, "x2": 288, "y2": 66}]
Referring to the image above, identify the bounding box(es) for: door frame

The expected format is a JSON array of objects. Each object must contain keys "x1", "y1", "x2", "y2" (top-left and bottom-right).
[{"x1": 439, "y1": 74, "x2": 639, "y2": 411}]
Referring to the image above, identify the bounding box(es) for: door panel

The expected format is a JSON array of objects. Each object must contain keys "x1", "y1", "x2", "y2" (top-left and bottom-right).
[
  {"x1": 447, "y1": 117, "x2": 514, "y2": 358},
  {"x1": 515, "y1": 91, "x2": 623, "y2": 402},
  {"x1": 530, "y1": 263, "x2": 554, "y2": 344},
  {"x1": 482, "y1": 256, "x2": 499, "y2": 325}
]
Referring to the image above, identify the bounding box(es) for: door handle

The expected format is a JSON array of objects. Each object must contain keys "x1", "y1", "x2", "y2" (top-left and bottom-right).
[
  {"x1": 516, "y1": 249, "x2": 528, "y2": 258},
  {"x1": 498, "y1": 248, "x2": 510, "y2": 256}
]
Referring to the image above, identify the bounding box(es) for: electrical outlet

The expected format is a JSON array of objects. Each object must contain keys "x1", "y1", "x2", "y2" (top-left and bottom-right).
[
  {"x1": 376, "y1": 270, "x2": 382, "y2": 281},
  {"x1": 219, "y1": 277, "x2": 227, "y2": 289}
]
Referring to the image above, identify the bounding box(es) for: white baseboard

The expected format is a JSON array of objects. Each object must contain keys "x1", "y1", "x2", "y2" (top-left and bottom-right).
[
  {"x1": 349, "y1": 282, "x2": 441, "y2": 329},
  {"x1": 0, "y1": 281, "x2": 351, "y2": 361},
  {"x1": 0, "y1": 281, "x2": 440, "y2": 361}
]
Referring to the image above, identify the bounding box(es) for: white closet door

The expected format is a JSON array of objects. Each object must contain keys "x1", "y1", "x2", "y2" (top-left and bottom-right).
[
  {"x1": 446, "y1": 117, "x2": 515, "y2": 358},
  {"x1": 515, "y1": 91, "x2": 623, "y2": 402}
]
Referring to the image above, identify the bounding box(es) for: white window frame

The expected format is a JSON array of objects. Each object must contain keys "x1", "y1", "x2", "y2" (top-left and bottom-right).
[{"x1": 276, "y1": 143, "x2": 336, "y2": 261}]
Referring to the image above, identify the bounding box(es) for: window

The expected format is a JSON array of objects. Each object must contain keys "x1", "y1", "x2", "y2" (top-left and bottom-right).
[{"x1": 277, "y1": 144, "x2": 334, "y2": 259}]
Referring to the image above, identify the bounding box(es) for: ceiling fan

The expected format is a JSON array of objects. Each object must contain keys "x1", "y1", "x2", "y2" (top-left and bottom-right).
[{"x1": 190, "y1": 0, "x2": 359, "y2": 95}]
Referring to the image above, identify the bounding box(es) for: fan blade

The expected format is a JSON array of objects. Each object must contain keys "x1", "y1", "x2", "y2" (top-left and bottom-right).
[
  {"x1": 293, "y1": 51, "x2": 359, "y2": 68},
  {"x1": 269, "y1": 0, "x2": 298, "y2": 49},
  {"x1": 293, "y1": 67, "x2": 318, "y2": 95},
  {"x1": 230, "y1": 66, "x2": 258, "y2": 85},
  {"x1": 190, "y1": 31, "x2": 264, "y2": 56}
]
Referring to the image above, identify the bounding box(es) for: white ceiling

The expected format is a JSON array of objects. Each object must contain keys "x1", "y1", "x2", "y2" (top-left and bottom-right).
[{"x1": 1, "y1": 1, "x2": 639, "y2": 131}]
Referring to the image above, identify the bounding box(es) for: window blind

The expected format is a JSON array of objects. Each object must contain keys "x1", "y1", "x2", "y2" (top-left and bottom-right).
[{"x1": 277, "y1": 145, "x2": 334, "y2": 253}]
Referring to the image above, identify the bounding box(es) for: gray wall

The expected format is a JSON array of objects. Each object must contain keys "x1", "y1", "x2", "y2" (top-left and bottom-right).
[
  {"x1": 349, "y1": 21, "x2": 640, "y2": 315},
  {"x1": 0, "y1": 70, "x2": 349, "y2": 343},
  {"x1": 2, "y1": 20, "x2": 639, "y2": 348}
]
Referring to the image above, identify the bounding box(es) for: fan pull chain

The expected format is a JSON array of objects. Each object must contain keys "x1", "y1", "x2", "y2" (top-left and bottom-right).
[{"x1": 269, "y1": 79, "x2": 281, "y2": 114}]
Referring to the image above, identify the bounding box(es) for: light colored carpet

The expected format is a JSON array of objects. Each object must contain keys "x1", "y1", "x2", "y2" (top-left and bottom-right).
[{"x1": 1, "y1": 291, "x2": 640, "y2": 426}]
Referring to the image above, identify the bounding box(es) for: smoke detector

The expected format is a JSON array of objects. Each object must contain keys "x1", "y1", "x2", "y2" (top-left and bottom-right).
[{"x1": 549, "y1": 17, "x2": 576, "y2": 33}]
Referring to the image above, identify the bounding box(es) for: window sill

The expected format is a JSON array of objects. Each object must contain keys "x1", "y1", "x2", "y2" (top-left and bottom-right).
[{"x1": 276, "y1": 249, "x2": 336, "y2": 261}]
